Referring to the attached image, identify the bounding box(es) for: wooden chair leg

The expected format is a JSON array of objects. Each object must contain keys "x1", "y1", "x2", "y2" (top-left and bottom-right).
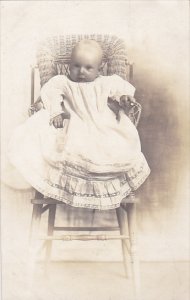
[
  {"x1": 29, "y1": 204, "x2": 43, "y2": 242},
  {"x1": 45, "y1": 204, "x2": 56, "y2": 262},
  {"x1": 116, "y1": 206, "x2": 131, "y2": 278},
  {"x1": 28, "y1": 203, "x2": 43, "y2": 277},
  {"x1": 127, "y1": 203, "x2": 141, "y2": 300},
  {"x1": 29, "y1": 191, "x2": 44, "y2": 244}
]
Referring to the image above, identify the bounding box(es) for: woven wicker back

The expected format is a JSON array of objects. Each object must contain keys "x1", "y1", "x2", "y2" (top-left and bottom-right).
[{"x1": 36, "y1": 34, "x2": 129, "y2": 86}]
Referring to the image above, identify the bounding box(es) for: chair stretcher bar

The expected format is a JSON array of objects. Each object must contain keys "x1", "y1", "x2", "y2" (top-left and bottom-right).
[{"x1": 39, "y1": 234, "x2": 129, "y2": 241}]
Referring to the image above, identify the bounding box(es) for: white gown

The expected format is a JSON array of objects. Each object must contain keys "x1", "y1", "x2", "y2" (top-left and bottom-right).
[{"x1": 9, "y1": 74, "x2": 150, "y2": 210}]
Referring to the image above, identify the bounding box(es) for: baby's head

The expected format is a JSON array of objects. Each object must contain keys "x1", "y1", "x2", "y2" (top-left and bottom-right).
[{"x1": 69, "y1": 40, "x2": 103, "y2": 82}]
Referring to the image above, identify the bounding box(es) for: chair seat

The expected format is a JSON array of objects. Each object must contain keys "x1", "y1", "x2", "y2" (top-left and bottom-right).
[{"x1": 31, "y1": 194, "x2": 138, "y2": 205}]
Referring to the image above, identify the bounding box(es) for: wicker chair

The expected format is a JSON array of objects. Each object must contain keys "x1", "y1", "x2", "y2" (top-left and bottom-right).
[{"x1": 29, "y1": 34, "x2": 142, "y2": 300}]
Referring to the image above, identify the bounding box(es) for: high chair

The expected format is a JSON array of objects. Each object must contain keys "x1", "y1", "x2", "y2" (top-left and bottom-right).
[{"x1": 29, "y1": 34, "x2": 142, "y2": 299}]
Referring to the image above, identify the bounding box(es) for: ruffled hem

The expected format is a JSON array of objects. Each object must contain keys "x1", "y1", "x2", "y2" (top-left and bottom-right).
[{"x1": 9, "y1": 154, "x2": 150, "y2": 210}]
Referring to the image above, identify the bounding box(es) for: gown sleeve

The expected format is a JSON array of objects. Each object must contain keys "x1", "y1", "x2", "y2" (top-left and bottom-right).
[
  {"x1": 109, "y1": 74, "x2": 136, "y2": 100},
  {"x1": 40, "y1": 75, "x2": 66, "y2": 120}
]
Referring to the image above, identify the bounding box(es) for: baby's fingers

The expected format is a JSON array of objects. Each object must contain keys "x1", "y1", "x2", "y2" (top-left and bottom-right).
[
  {"x1": 120, "y1": 96, "x2": 136, "y2": 108},
  {"x1": 53, "y1": 118, "x2": 60, "y2": 128},
  {"x1": 54, "y1": 118, "x2": 63, "y2": 128},
  {"x1": 52, "y1": 119, "x2": 58, "y2": 128},
  {"x1": 127, "y1": 95, "x2": 136, "y2": 104},
  {"x1": 120, "y1": 97, "x2": 130, "y2": 108},
  {"x1": 57, "y1": 120, "x2": 63, "y2": 128}
]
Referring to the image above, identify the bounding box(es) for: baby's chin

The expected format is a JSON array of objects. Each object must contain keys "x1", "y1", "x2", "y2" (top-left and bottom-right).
[
  {"x1": 69, "y1": 75, "x2": 98, "y2": 83},
  {"x1": 77, "y1": 77, "x2": 89, "y2": 82}
]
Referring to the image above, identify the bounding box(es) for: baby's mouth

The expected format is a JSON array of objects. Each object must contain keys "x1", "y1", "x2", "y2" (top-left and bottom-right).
[{"x1": 78, "y1": 77, "x2": 86, "y2": 81}]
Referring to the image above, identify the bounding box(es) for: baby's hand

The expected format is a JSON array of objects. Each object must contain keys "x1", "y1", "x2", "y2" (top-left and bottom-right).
[
  {"x1": 120, "y1": 95, "x2": 136, "y2": 110},
  {"x1": 51, "y1": 114, "x2": 64, "y2": 128},
  {"x1": 28, "y1": 97, "x2": 44, "y2": 116}
]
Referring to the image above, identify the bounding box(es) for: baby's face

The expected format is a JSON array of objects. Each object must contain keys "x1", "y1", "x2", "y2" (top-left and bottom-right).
[{"x1": 69, "y1": 50, "x2": 101, "y2": 82}]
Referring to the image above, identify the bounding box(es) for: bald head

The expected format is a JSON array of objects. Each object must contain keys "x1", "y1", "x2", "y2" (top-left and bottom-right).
[
  {"x1": 69, "y1": 40, "x2": 103, "y2": 82},
  {"x1": 71, "y1": 39, "x2": 103, "y2": 65}
]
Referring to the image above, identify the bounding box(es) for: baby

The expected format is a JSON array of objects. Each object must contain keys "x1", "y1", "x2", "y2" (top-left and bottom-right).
[
  {"x1": 30, "y1": 40, "x2": 136, "y2": 124},
  {"x1": 10, "y1": 40, "x2": 150, "y2": 210}
]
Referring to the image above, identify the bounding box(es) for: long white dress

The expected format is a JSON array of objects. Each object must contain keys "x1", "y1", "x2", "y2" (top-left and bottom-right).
[{"x1": 9, "y1": 74, "x2": 150, "y2": 210}]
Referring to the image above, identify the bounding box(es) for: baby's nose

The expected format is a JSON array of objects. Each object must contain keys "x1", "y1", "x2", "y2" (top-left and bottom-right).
[{"x1": 79, "y1": 67, "x2": 85, "y2": 74}]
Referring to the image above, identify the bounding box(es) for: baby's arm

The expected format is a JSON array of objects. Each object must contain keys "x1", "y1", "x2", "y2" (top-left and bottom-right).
[
  {"x1": 29, "y1": 97, "x2": 65, "y2": 128},
  {"x1": 40, "y1": 75, "x2": 70, "y2": 127},
  {"x1": 108, "y1": 75, "x2": 136, "y2": 121},
  {"x1": 50, "y1": 100, "x2": 70, "y2": 128}
]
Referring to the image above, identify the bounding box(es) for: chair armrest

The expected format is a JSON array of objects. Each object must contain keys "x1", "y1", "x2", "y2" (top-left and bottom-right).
[{"x1": 127, "y1": 101, "x2": 142, "y2": 127}]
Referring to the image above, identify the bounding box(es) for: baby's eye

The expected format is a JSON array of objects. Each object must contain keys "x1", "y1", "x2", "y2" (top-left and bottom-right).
[{"x1": 86, "y1": 65, "x2": 93, "y2": 71}]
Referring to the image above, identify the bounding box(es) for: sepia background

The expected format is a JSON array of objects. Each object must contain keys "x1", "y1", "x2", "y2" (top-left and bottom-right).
[{"x1": 1, "y1": 1, "x2": 189, "y2": 299}]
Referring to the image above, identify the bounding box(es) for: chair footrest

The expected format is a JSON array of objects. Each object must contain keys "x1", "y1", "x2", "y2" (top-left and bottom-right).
[
  {"x1": 53, "y1": 226, "x2": 120, "y2": 231},
  {"x1": 38, "y1": 234, "x2": 129, "y2": 241}
]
